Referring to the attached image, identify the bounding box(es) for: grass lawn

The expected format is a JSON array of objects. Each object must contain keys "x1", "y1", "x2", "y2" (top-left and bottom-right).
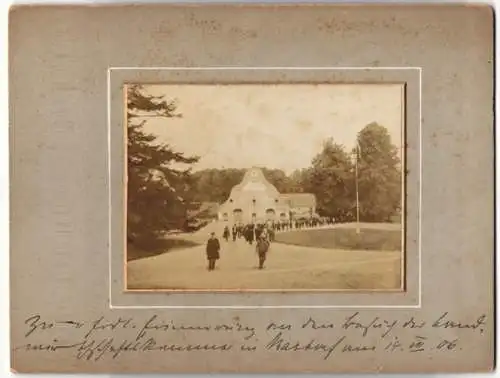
[
  {"x1": 274, "y1": 226, "x2": 402, "y2": 251},
  {"x1": 127, "y1": 238, "x2": 201, "y2": 261}
]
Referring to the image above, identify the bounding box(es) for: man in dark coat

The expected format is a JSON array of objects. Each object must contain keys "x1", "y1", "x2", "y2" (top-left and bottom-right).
[
  {"x1": 223, "y1": 226, "x2": 230, "y2": 242},
  {"x1": 246, "y1": 224, "x2": 255, "y2": 245},
  {"x1": 206, "y1": 232, "x2": 220, "y2": 271},
  {"x1": 256, "y1": 233, "x2": 270, "y2": 269},
  {"x1": 232, "y1": 224, "x2": 237, "y2": 241}
]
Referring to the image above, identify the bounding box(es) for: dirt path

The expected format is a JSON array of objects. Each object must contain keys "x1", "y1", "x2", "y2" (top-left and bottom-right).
[{"x1": 127, "y1": 236, "x2": 401, "y2": 290}]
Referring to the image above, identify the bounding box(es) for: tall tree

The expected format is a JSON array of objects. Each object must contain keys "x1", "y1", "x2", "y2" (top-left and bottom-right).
[
  {"x1": 356, "y1": 122, "x2": 402, "y2": 222},
  {"x1": 303, "y1": 138, "x2": 355, "y2": 221},
  {"x1": 191, "y1": 168, "x2": 245, "y2": 203},
  {"x1": 127, "y1": 85, "x2": 200, "y2": 246},
  {"x1": 286, "y1": 168, "x2": 309, "y2": 193},
  {"x1": 262, "y1": 168, "x2": 292, "y2": 193}
]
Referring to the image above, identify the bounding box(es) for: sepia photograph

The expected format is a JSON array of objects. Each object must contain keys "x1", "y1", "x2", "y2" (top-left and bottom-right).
[{"x1": 125, "y1": 83, "x2": 405, "y2": 291}]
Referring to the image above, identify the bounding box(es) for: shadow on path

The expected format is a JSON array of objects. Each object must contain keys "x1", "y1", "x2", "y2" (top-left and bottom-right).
[{"x1": 127, "y1": 238, "x2": 201, "y2": 262}]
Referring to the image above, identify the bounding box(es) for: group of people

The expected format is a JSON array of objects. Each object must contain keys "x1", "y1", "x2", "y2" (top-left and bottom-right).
[
  {"x1": 274, "y1": 217, "x2": 336, "y2": 231},
  {"x1": 206, "y1": 223, "x2": 273, "y2": 271},
  {"x1": 205, "y1": 217, "x2": 336, "y2": 272},
  {"x1": 222, "y1": 223, "x2": 275, "y2": 244}
]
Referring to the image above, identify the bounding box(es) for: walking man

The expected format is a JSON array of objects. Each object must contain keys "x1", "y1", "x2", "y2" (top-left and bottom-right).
[
  {"x1": 268, "y1": 226, "x2": 275, "y2": 242},
  {"x1": 206, "y1": 232, "x2": 220, "y2": 271},
  {"x1": 256, "y1": 233, "x2": 270, "y2": 269}
]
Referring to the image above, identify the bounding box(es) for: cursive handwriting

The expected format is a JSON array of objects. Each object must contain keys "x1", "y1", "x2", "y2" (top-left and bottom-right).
[
  {"x1": 24, "y1": 315, "x2": 85, "y2": 338},
  {"x1": 342, "y1": 312, "x2": 398, "y2": 338},
  {"x1": 12, "y1": 311, "x2": 489, "y2": 362},
  {"x1": 265, "y1": 331, "x2": 346, "y2": 360},
  {"x1": 84, "y1": 316, "x2": 135, "y2": 339},
  {"x1": 14, "y1": 337, "x2": 233, "y2": 362},
  {"x1": 432, "y1": 312, "x2": 487, "y2": 333}
]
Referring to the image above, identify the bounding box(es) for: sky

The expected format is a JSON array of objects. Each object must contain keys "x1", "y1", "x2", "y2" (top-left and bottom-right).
[{"x1": 139, "y1": 84, "x2": 404, "y2": 174}]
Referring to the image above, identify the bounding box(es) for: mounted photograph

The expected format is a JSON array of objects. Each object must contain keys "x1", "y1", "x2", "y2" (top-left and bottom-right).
[{"x1": 125, "y1": 83, "x2": 405, "y2": 291}]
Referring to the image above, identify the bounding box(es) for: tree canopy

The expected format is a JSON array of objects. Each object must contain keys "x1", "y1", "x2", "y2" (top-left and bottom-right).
[
  {"x1": 299, "y1": 139, "x2": 355, "y2": 221},
  {"x1": 127, "y1": 85, "x2": 201, "y2": 246},
  {"x1": 356, "y1": 122, "x2": 402, "y2": 222}
]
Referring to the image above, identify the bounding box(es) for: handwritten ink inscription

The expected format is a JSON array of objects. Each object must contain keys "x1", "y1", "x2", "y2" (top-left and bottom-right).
[{"x1": 12, "y1": 312, "x2": 487, "y2": 362}]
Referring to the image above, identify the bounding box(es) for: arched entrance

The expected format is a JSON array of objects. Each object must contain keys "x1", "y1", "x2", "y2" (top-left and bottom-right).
[
  {"x1": 265, "y1": 208, "x2": 276, "y2": 221},
  {"x1": 233, "y1": 208, "x2": 243, "y2": 223}
]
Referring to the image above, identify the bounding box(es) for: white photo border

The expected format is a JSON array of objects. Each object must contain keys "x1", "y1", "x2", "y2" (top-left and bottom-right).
[{"x1": 107, "y1": 66, "x2": 422, "y2": 309}]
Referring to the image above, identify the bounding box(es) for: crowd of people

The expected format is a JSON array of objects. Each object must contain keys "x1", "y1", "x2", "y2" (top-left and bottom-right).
[
  {"x1": 223, "y1": 216, "x2": 336, "y2": 242},
  {"x1": 222, "y1": 223, "x2": 275, "y2": 244},
  {"x1": 206, "y1": 226, "x2": 271, "y2": 271},
  {"x1": 206, "y1": 216, "x2": 336, "y2": 271}
]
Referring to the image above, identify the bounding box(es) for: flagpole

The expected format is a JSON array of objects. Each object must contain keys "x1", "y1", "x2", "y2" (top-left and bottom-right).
[{"x1": 355, "y1": 143, "x2": 360, "y2": 234}]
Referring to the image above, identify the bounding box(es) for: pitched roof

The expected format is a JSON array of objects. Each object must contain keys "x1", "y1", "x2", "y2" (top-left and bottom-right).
[
  {"x1": 278, "y1": 193, "x2": 316, "y2": 208},
  {"x1": 227, "y1": 167, "x2": 279, "y2": 198}
]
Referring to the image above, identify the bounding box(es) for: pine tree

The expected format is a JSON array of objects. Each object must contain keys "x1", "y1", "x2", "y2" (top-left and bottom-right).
[{"x1": 127, "y1": 85, "x2": 200, "y2": 247}]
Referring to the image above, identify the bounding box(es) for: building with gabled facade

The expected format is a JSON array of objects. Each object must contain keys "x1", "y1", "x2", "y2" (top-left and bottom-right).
[{"x1": 217, "y1": 167, "x2": 316, "y2": 224}]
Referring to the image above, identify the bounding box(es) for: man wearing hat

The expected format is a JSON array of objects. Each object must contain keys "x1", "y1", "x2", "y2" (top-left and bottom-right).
[{"x1": 206, "y1": 232, "x2": 221, "y2": 271}]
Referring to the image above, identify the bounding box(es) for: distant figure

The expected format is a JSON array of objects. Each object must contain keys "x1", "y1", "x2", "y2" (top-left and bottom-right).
[
  {"x1": 246, "y1": 224, "x2": 255, "y2": 245},
  {"x1": 223, "y1": 226, "x2": 230, "y2": 242},
  {"x1": 206, "y1": 232, "x2": 220, "y2": 271},
  {"x1": 232, "y1": 224, "x2": 237, "y2": 241},
  {"x1": 255, "y1": 225, "x2": 263, "y2": 240},
  {"x1": 243, "y1": 225, "x2": 249, "y2": 243},
  {"x1": 268, "y1": 227, "x2": 275, "y2": 242},
  {"x1": 256, "y1": 233, "x2": 270, "y2": 269}
]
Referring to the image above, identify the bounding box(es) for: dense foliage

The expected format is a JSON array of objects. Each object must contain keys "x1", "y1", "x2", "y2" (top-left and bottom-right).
[
  {"x1": 190, "y1": 167, "x2": 304, "y2": 204},
  {"x1": 127, "y1": 85, "x2": 201, "y2": 246},
  {"x1": 300, "y1": 123, "x2": 401, "y2": 222},
  {"x1": 356, "y1": 122, "x2": 402, "y2": 222},
  {"x1": 301, "y1": 139, "x2": 355, "y2": 222}
]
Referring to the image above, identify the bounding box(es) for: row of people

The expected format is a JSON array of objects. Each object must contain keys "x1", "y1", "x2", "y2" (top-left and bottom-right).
[
  {"x1": 223, "y1": 223, "x2": 276, "y2": 244},
  {"x1": 222, "y1": 217, "x2": 336, "y2": 242}
]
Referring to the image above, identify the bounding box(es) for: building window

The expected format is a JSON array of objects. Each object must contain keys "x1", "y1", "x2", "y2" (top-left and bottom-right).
[
  {"x1": 233, "y1": 209, "x2": 243, "y2": 222},
  {"x1": 266, "y1": 208, "x2": 276, "y2": 220}
]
